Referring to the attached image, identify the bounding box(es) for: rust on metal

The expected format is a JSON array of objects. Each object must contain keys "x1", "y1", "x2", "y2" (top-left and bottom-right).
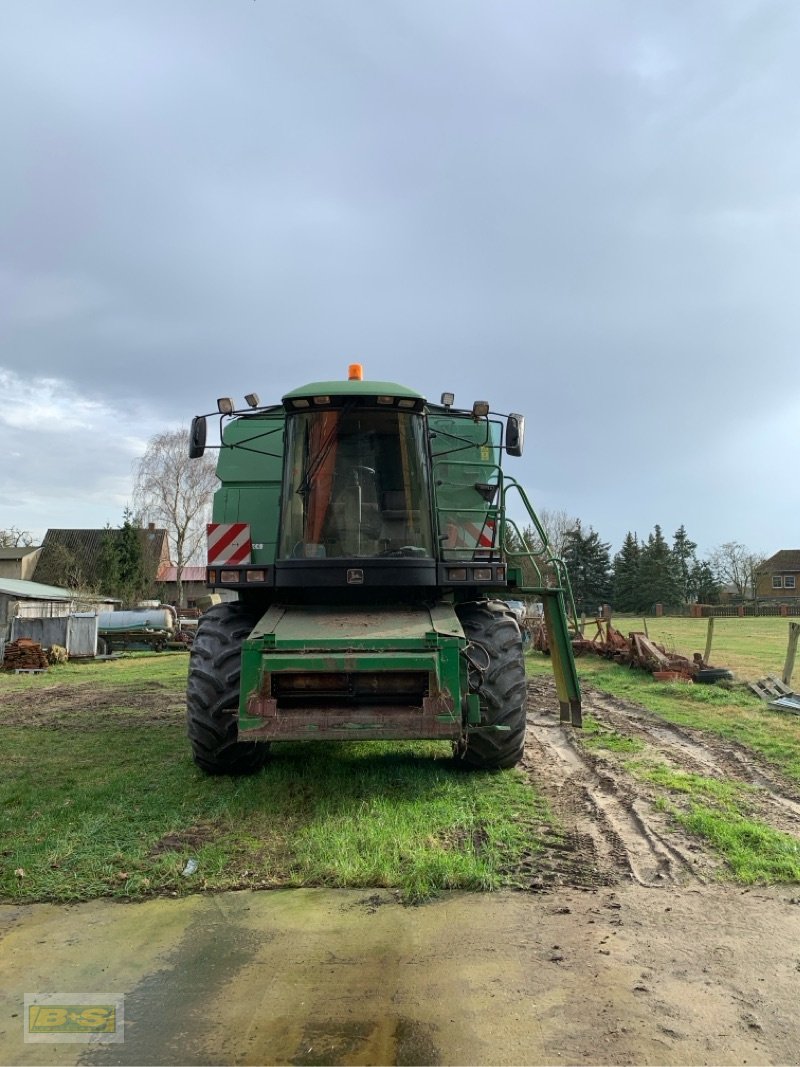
[
  {"x1": 244, "y1": 669, "x2": 457, "y2": 741},
  {"x1": 532, "y1": 617, "x2": 731, "y2": 682}
]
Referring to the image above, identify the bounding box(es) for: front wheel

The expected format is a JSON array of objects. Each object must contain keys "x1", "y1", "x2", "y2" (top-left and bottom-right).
[
  {"x1": 186, "y1": 602, "x2": 270, "y2": 775},
  {"x1": 456, "y1": 600, "x2": 527, "y2": 770}
]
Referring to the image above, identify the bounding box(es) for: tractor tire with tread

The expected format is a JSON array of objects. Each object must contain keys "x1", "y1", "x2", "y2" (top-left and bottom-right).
[
  {"x1": 456, "y1": 599, "x2": 527, "y2": 770},
  {"x1": 187, "y1": 602, "x2": 270, "y2": 775}
]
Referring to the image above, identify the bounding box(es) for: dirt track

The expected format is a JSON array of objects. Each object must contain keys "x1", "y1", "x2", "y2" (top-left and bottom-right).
[
  {"x1": 4, "y1": 677, "x2": 800, "y2": 1064},
  {"x1": 0, "y1": 680, "x2": 183, "y2": 728},
  {"x1": 522, "y1": 676, "x2": 800, "y2": 890}
]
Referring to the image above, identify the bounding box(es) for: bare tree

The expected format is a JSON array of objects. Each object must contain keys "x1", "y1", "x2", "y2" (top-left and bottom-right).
[
  {"x1": 709, "y1": 541, "x2": 765, "y2": 601},
  {"x1": 0, "y1": 526, "x2": 35, "y2": 547},
  {"x1": 523, "y1": 508, "x2": 579, "y2": 558},
  {"x1": 134, "y1": 428, "x2": 218, "y2": 607}
]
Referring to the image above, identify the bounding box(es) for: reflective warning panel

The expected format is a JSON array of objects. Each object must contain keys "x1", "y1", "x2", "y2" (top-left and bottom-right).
[{"x1": 207, "y1": 523, "x2": 252, "y2": 565}]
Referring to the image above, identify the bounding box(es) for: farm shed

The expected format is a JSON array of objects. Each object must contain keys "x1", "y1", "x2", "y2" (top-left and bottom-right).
[
  {"x1": 0, "y1": 578, "x2": 118, "y2": 637},
  {"x1": 0, "y1": 578, "x2": 73, "y2": 635},
  {"x1": 10, "y1": 613, "x2": 100, "y2": 658},
  {"x1": 0, "y1": 546, "x2": 42, "y2": 581},
  {"x1": 755, "y1": 551, "x2": 800, "y2": 603}
]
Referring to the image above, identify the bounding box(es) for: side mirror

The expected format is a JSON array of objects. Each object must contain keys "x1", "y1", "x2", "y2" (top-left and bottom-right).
[
  {"x1": 506, "y1": 413, "x2": 525, "y2": 457},
  {"x1": 188, "y1": 416, "x2": 207, "y2": 459}
]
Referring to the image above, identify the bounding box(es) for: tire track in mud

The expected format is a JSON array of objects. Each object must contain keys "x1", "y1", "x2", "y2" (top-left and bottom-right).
[
  {"x1": 522, "y1": 684, "x2": 701, "y2": 888},
  {"x1": 522, "y1": 675, "x2": 800, "y2": 890},
  {"x1": 584, "y1": 685, "x2": 800, "y2": 835}
]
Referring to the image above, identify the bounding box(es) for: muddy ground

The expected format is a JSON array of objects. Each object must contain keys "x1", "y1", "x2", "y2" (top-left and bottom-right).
[
  {"x1": 0, "y1": 679, "x2": 184, "y2": 728},
  {"x1": 522, "y1": 676, "x2": 800, "y2": 891},
  {"x1": 3, "y1": 677, "x2": 800, "y2": 1064}
]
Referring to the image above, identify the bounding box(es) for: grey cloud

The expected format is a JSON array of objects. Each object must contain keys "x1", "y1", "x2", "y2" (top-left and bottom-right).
[{"x1": 1, "y1": 0, "x2": 797, "y2": 553}]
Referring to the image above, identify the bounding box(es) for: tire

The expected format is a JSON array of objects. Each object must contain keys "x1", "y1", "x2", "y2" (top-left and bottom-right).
[
  {"x1": 186, "y1": 602, "x2": 270, "y2": 775},
  {"x1": 695, "y1": 667, "x2": 734, "y2": 684},
  {"x1": 96, "y1": 637, "x2": 108, "y2": 656},
  {"x1": 456, "y1": 600, "x2": 527, "y2": 770}
]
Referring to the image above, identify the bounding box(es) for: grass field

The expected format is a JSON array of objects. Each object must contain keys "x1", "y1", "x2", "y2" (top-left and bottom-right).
[
  {"x1": 0, "y1": 654, "x2": 552, "y2": 905},
  {"x1": 605, "y1": 614, "x2": 796, "y2": 681},
  {"x1": 4, "y1": 620, "x2": 800, "y2": 905}
]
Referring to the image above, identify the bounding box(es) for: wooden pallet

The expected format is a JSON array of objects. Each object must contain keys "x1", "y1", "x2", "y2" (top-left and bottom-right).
[{"x1": 749, "y1": 676, "x2": 794, "y2": 701}]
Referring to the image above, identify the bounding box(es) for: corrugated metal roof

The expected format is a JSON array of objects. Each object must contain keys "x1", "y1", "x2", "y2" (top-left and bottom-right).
[
  {"x1": 0, "y1": 577, "x2": 74, "y2": 600},
  {"x1": 769, "y1": 695, "x2": 800, "y2": 713},
  {"x1": 35, "y1": 528, "x2": 171, "y2": 587},
  {"x1": 156, "y1": 565, "x2": 208, "y2": 582}
]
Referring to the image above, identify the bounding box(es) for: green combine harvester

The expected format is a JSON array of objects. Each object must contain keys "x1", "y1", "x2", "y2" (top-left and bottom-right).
[{"x1": 186, "y1": 365, "x2": 581, "y2": 775}]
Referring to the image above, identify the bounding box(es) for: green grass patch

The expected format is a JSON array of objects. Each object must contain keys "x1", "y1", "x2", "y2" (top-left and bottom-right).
[
  {"x1": 0, "y1": 650, "x2": 189, "y2": 692},
  {"x1": 579, "y1": 713, "x2": 645, "y2": 754},
  {"x1": 624, "y1": 758, "x2": 800, "y2": 882},
  {"x1": 679, "y1": 806, "x2": 800, "y2": 883},
  {"x1": 1, "y1": 655, "x2": 554, "y2": 904},
  {"x1": 626, "y1": 759, "x2": 751, "y2": 805}
]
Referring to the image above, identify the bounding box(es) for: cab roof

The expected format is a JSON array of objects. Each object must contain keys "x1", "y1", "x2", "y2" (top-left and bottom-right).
[{"x1": 282, "y1": 379, "x2": 425, "y2": 403}]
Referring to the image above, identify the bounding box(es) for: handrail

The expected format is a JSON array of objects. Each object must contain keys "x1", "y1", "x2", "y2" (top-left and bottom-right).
[
  {"x1": 431, "y1": 455, "x2": 503, "y2": 561},
  {"x1": 430, "y1": 458, "x2": 580, "y2": 632},
  {"x1": 501, "y1": 477, "x2": 580, "y2": 632}
]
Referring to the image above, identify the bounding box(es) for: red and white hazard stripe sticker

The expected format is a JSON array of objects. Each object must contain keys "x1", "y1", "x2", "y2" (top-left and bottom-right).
[
  {"x1": 444, "y1": 517, "x2": 497, "y2": 551},
  {"x1": 463, "y1": 519, "x2": 496, "y2": 549},
  {"x1": 207, "y1": 523, "x2": 252, "y2": 565}
]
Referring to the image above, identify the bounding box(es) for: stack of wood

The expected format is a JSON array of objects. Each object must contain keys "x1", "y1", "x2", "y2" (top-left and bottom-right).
[{"x1": 2, "y1": 638, "x2": 49, "y2": 672}]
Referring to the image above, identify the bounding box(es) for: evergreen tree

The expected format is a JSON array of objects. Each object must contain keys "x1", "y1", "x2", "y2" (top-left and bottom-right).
[
  {"x1": 97, "y1": 524, "x2": 120, "y2": 596},
  {"x1": 612, "y1": 532, "x2": 641, "y2": 611},
  {"x1": 96, "y1": 509, "x2": 148, "y2": 605},
  {"x1": 637, "y1": 524, "x2": 682, "y2": 610},
  {"x1": 689, "y1": 560, "x2": 721, "y2": 605},
  {"x1": 671, "y1": 524, "x2": 698, "y2": 605},
  {"x1": 116, "y1": 507, "x2": 147, "y2": 605},
  {"x1": 562, "y1": 521, "x2": 612, "y2": 614}
]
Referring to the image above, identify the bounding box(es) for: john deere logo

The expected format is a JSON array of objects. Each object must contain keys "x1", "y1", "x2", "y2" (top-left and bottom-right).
[{"x1": 24, "y1": 995, "x2": 124, "y2": 1043}]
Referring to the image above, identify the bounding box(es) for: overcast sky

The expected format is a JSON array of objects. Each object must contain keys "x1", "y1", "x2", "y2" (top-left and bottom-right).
[{"x1": 1, "y1": 0, "x2": 797, "y2": 558}]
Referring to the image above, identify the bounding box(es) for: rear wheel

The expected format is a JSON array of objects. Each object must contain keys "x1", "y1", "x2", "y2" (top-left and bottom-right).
[
  {"x1": 186, "y1": 602, "x2": 270, "y2": 775},
  {"x1": 456, "y1": 600, "x2": 527, "y2": 770}
]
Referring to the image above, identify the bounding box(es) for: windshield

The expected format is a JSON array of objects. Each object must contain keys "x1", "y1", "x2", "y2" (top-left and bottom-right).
[{"x1": 278, "y1": 408, "x2": 435, "y2": 560}]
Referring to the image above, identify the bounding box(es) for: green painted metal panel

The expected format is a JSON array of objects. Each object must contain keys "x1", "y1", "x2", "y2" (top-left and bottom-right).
[
  {"x1": 429, "y1": 414, "x2": 502, "y2": 560},
  {"x1": 255, "y1": 652, "x2": 441, "y2": 673},
  {"x1": 216, "y1": 414, "x2": 285, "y2": 480},
  {"x1": 283, "y1": 379, "x2": 423, "y2": 402},
  {"x1": 212, "y1": 412, "x2": 285, "y2": 564},
  {"x1": 540, "y1": 590, "x2": 582, "y2": 726},
  {"x1": 251, "y1": 605, "x2": 445, "y2": 645},
  {"x1": 238, "y1": 602, "x2": 468, "y2": 734}
]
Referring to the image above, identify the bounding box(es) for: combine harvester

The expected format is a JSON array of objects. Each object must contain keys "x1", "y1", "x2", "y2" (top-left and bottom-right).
[{"x1": 185, "y1": 365, "x2": 581, "y2": 774}]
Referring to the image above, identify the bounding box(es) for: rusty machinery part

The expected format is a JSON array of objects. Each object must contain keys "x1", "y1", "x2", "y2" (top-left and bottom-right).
[{"x1": 555, "y1": 619, "x2": 732, "y2": 682}]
